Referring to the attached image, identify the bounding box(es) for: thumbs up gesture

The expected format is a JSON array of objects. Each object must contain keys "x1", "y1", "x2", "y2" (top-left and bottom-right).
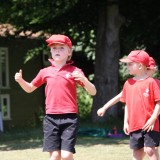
[{"x1": 15, "y1": 69, "x2": 23, "y2": 82}]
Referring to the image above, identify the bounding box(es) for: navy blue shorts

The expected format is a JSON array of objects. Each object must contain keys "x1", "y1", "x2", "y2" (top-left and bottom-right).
[
  {"x1": 130, "y1": 129, "x2": 160, "y2": 150},
  {"x1": 43, "y1": 113, "x2": 79, "y2": 153}
]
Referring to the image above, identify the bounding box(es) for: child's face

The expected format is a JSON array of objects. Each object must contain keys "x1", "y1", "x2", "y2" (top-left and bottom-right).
[
  {"x1": 50, "y1": 44, "x2": 72, "y2": 62},
  {"x1": 126, "y1": 62, "x2": 143, "y2": 75}
]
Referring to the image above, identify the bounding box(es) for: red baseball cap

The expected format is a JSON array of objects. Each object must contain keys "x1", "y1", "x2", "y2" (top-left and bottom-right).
[
  {"x1": 46, "y1": 34, "x2": 72, "y2": 48},
  {"x1": 148, "y1": 57, "x2": 156, "y2": 69},
  {"x1": 120, "y1": 50, "x2": 150, "y2": 66}
]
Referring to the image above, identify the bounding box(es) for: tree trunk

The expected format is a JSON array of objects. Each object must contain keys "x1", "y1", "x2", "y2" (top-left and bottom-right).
[{"x1": 92, "y1": 1, "x2": 123, "y2": 122}]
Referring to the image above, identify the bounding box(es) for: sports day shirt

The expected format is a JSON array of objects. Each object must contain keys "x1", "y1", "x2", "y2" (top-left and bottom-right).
[
  {"x1": 120, "y1": 77, "x2": 160, "y2": 132},
  {"x1": 31, "y1": 59, "x2": 84, "y2": 114}
]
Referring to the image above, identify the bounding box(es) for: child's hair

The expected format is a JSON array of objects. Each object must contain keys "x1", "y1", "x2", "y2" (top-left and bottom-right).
[{"x1": 67, "y1": 46, "x2": 73, "y2": 61}]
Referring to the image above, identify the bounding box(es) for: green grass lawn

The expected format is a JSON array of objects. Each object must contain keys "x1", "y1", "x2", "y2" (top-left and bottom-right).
[{"x1": 0, "y1": 125, "x2": 157, "y2": 160}]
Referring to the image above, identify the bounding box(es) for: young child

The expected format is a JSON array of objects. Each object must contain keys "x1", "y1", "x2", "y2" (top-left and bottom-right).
[
  {"x1": 120, "y1": 50, "x2": 160, "y2": 160},
  {"x1": 98, "y1": 52, "x2": 160, "y2": 159},
  {"x1": 97, "y1": 56, "x2": 158, "y2": 118},
  {"x1": 15, "y1": 34, "x2": 96, "y2": 160}
]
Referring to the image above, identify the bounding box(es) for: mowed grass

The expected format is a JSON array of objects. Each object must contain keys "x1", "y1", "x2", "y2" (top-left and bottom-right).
[{"x1": 0, "y1": 126, "x2": 156, "y2": 160}]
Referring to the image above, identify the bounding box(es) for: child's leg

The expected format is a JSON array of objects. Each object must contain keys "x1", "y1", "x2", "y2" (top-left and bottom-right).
[
  {"x1": 143, "y1": 131, "x2": 159, "y2": 160},
  {"x1": 61, "y1": 150, "x2": 73, "y2": 160},
  {"x1": 133, "y1": 148, "x2": 145, "y2": 160},
  {"x1": 60, "y1": 114, "x2": 78, "y2": 160},
  {"x1": 43, "y1": 115, "x2": 62, "y2": 160},
  {"x1": 144, "y1": 146, "x2": 159, "y2": 160},
  {"x1": 129, "y1": 130, "x2": 146, "y2": 160},
  {"x1": 50, "y1": 151, "x2": 61, "y2": 160}
]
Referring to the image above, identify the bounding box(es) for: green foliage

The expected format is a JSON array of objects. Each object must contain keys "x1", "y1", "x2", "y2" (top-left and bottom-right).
[
  {"x1": 119, "y1": 61, "x2": 131, "y2": 89},
  {"x1": 0, "y1": 0, "x2": 78, "y2": 31},
  {"x1": 76, "y1": 85, "x2": 93, "y2": 119},
  {"x1": 24, "y1": 44, "x2": 47, "y2": 63},
  {"x1": 70, "y1": 29, "x2": 96, "y2": 61},
  {"x1": 1, "y1": 0, "x2": 160, "y2": 60},
  {"x1": 152, "y1": 67, "x2": 160, "y2": 79},
  {"x1": 0, "y1": 0, "x2": 97, "y2": 61}
]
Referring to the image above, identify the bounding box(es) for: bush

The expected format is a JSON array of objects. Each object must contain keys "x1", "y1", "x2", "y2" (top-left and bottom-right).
[
  {"x1": 77, "y1": 85, "x2": 93, "y2": 119},
  {"x1": 119, "y1": 62, "x2": 131, "y2": 89}
]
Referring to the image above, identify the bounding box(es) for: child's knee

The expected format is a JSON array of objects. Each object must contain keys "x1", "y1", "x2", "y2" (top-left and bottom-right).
[
  {"x1": 61, "y1": 150, "x2": 73, "y2": 160},
  {"x1": 144, "y1": 147, "x2": 157, "y2": 156},
  {"x1": 50, "y1": 151, "x2": 61, "y2": 160},
  {"x1": 133, "y1": 148, "x2": 145, "y2": 159}
]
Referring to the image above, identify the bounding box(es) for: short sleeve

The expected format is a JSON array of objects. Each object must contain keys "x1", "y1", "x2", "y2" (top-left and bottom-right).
[
  {"x1": 31, "y1": 69, "x2": 46, "y2": 87},
  {"x1": 120, "y1": 81, "x2": 127, "y2": 103}
]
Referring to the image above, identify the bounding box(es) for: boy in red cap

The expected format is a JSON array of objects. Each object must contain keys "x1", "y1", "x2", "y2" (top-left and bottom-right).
[
  {"x1": 120, "y1": 50, "x2": 160, "y2": 160},
  {"x1": 97, "y1": 56, "x2": 159, "y2": 117},
  {"x1": 15, "y1": 34, "x2": 96, "y2": 160},
  {"x1": 97, "y1": 52, "x2": 160, "y2": 160}
]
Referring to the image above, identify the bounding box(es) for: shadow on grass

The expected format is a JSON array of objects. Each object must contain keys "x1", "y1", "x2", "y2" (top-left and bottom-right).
[
  {"x1": 0, "y1": 139, "x2": 43, "y2": 151},
  {"x1": 0, "y1": 127, "x2": 129, "y2": 151},
  {"x1": 0, "y1": 127, "x2": 43, "y2": 151},
  {"x1": 77, "y1": 136, "x2": 129, "y2": 146},
  {"x1": 0, "y1": 136, "x2": 129, "y2": 151}
]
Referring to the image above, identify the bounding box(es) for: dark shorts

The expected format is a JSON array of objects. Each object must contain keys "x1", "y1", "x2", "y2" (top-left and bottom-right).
[
  {"x1": 43, "y1": 113, "x2": 79, "y2": 153},
  {"x1": 130, "y1": 129, "x2": 160, "y2": 150}
]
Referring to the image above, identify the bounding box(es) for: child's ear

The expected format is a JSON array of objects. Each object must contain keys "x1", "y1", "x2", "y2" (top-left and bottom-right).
[{"x1": 138, "y1": 63, "x2": 142, "y2": 69}]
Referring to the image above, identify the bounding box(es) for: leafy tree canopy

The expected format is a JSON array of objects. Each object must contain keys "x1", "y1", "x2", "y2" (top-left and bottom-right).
[
  {"x1": 0, "y1": 0, "x2": 98, "y2": 40},
  {"x1": 0, "y1": 0, "x2": 100, "y2": 65},
  {"x1": 1, "y1": 0, "x2": 160, "y2": 62}
]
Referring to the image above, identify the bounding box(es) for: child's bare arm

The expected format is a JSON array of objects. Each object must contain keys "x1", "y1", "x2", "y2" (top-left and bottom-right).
[
  {"x1": 81, "y1": 77, "x2": 96, "y2": 96},
  {"x1": 72, "y1": 71, "x2": 96, "y2": 95},
  {"x1": 97, "y1": 92, "x2": 122, "y2": 117},
  {"x1": 15, "y1": 69, "x2": 37, "y2": 93}
]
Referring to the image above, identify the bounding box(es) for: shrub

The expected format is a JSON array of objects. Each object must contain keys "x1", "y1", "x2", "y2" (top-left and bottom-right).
[{"x1": 77, "y1": 85, "x2": 93, "y2": 119}]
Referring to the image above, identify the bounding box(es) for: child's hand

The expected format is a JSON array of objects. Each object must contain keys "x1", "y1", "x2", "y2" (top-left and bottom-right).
[
  {"x1": 142, "y1": 117, "x2": 155, "y2": 132},
  {"x1": 97, "y1": 108, "x2": 106, "y2": 117},
  {"x1": 71, "y1": 71, "x2": 85, "y2": 82},
  {"x1": 15, "y1": 69, "x2": 23, "y2": 82},
  {"x1": 123, "y1": 122, "x2": 129, "y2": 135}
]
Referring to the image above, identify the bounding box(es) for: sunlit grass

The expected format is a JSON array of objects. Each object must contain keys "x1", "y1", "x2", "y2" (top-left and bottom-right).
[{"x1": 0, "y1": 126, "x2": 154, "y2": 160}]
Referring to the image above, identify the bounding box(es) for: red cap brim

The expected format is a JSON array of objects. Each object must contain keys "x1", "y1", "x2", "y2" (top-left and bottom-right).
[
  {"x1": 119, "y1": 58, "x2": 133, "y2": 63},
  {"x1": 48, "y1": 42, "x2": 66, "y2": 47}
]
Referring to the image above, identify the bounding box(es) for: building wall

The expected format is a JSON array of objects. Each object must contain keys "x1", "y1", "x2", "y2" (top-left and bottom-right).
[{"x1": 0, "y1": 37, "x2": 45, "y2": 129}]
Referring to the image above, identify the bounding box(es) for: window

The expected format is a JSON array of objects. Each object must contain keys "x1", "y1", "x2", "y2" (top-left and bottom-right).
[
  {"x1": 0, "y1": 47, "x2": 10, "y2": 120},
  {"x1": 0, "y1": 47, "x2": 9, "y2": 88},
  {"x1": 0, "y1": 94, "x2": 11, "y2": 120}
]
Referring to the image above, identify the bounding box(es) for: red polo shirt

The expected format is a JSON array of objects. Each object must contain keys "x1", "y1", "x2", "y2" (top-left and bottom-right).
[
  {"x1": 31, "y1": 59, "x2": 84, "y2": 114},
  {"x1": 120, "y1": 77, "x2": 160, "y2": 132}
]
